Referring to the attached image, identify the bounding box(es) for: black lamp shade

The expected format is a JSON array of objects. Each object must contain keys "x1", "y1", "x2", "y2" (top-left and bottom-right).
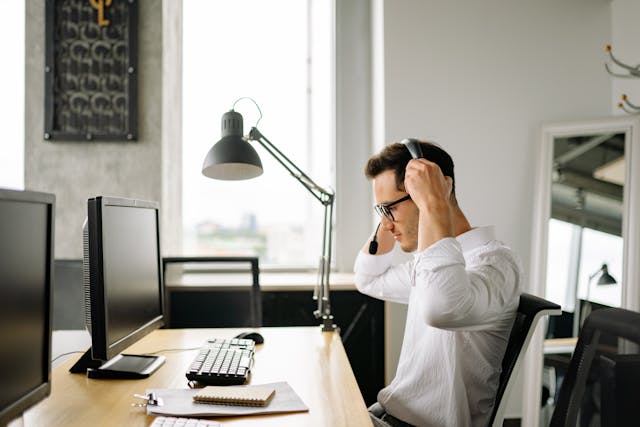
[
  {"x1": 597, "y1": 264, "x2": 617, "y2": 286},
  {"x1": 202, "y1": 110, "x2": 264, "y2": 180}
]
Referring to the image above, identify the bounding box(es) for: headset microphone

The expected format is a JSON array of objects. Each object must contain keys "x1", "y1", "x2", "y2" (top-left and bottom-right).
[{"x1": 368, "y1": 222, "x2": 382, "y2": 254}]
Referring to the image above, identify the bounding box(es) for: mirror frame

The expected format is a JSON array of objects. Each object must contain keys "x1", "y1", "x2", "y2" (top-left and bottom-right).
[{"x1": 521, "y1": 115, "x2": 640, "y2": 427}]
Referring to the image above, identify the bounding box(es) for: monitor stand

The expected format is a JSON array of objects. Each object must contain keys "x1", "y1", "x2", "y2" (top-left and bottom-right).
[{"x1": 69, "y1": 348, "x2": 165, "y2": 379}]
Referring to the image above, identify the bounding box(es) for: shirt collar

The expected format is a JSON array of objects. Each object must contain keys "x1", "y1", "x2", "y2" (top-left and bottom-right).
[{"x1": 455, "y1": 226, "x2": 495, "y2": 253}]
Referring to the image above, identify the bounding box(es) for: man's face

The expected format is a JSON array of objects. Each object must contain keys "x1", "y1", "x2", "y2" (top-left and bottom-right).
[{"x1": 373, "y1": 170, "x2": 419, "y2": 252}]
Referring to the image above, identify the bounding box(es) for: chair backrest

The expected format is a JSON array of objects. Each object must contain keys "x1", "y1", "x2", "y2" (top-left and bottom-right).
[
  {"x1": 162, "y1": 256, "x2": 261, "y2": 328},
  {"x1": 489, "y1": 293, "x2": 561, "y2": 427},
  {"x1": 52, "y1": 259, "x2": 85, "y2": 330},
  {"x1": 550, "y1": 307, "x2": 640, "y2": 427}
]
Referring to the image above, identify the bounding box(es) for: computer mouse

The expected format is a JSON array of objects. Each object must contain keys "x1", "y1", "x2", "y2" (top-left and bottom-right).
[{"x1": 234, "y1": 331, "x2": 264, "y2": 344}]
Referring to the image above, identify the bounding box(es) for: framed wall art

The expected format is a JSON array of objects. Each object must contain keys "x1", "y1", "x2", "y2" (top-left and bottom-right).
[{"x1": 44, "y1": 0, "x2": 138, "y2": 141}]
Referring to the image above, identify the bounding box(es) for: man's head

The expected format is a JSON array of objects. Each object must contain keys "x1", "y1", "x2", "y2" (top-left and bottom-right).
[
  {"x1": 365, "y1": 140, "x2": 456, "y2": 252},
  {"x1": 365, "y1": 140, "x2": 456, "y2": 196}
]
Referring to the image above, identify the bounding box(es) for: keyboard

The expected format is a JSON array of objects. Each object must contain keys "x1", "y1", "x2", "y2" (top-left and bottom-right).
[
  {"x1": 150, "y1": 416, "x2": 221, "y2": 427},
  {"x1": 185, "y1": 338, "x2": 255, "y2": 386}
]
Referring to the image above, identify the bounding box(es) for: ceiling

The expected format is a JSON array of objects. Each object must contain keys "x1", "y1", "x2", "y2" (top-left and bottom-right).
[{"x1": 551, "y1": 133, "x2": 625, "y2": 236}]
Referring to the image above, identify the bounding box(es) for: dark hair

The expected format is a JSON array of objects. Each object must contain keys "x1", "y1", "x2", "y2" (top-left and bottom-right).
[{"x1": 365, "y1": 140, "x2": 456, "y2": 196}]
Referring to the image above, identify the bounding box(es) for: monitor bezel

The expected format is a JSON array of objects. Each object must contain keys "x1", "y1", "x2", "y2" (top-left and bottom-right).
[
  {"x1": 0, "y1": 188, "x2": 54, "y2": 426},
  {"x1": 87, "y1": 196, "x2": 165, "y2": 362}
]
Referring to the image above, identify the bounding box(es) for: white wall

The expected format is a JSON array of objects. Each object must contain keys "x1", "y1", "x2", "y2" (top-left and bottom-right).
[
  {"x1": 376, "y1": 0, "x2": 612, "y2": 418},
  {"x1": 335, "y1": 0, "x2": 374, "y2": 273}
]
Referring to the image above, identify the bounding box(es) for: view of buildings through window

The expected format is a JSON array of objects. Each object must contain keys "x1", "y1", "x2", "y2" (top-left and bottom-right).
[
  {"x1": 182, "y1": 0, "x2": 334, "y2": 267},
  {"x1": 546, "y1": 218, "x2": 622, "y2": 311},
  {"x1": 0, "y1": 1, "x2": 25, "y2": 190}
]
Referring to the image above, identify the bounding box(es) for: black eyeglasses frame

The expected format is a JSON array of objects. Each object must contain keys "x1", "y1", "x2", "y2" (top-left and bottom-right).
[{"x1": 374, "y1": 195, "x2": 412, "y2": 222}]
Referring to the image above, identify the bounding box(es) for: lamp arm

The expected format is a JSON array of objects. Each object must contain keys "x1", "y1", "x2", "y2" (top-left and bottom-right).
[
  {"x1": 249, "y1": 127, "x2": 334, "y2": 203},
  {"x1": 248, "y1": 127, "x2": 336, "y2": 331}
]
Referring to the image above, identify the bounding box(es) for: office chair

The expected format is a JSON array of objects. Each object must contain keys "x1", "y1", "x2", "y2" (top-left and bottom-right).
[
  {"x1": 52, "y1": 259, "x2": 85, "y2": 330},
  {"x1": 549, "y1": 307, "x2": 640, "y2": 427},
  {"x1": 162, "y1": 256, "x2": 261, "y2": 328},
  {"x1": 488, "y1": 293, "x2": 561, "y2": 427}
]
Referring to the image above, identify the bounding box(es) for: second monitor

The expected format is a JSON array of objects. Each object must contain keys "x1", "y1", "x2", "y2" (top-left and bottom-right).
[
  {"x1": 0, "y1": 189, "x2": 54, "y2": 425},
  {"x1": 70, "y1": 196, "x2": 165, "y2": 379}
]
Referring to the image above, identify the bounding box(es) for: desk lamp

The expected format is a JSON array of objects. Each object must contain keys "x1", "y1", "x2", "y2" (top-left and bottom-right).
[
  {"x1": 576, "y1": 263, "x2": 617, "y2": 333},
  {"x1": 202, "y1": 98, "x2": 336, "y2": 331}
]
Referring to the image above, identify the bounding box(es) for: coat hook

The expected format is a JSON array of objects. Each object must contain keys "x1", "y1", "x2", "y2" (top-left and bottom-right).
[
  {"x1": 605, "y1": 45, "x2": 640, "y2": 78},
  {"x1": 617, "y1": 102, "x2": 637, "y2": 114},
  {"x1": 605, "y1": 46, "x2": 640, "y2": 114},
  {"x1": 617, "y1": 95, "x2": 640, "y2": 114},
  {"x1": 621, "y1": 94, "x2": 640, "y2": 110}
]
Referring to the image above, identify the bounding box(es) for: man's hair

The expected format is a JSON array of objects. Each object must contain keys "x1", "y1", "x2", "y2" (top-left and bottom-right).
[{"x1": 365, "y1": 140, "x2": 456, "y2": 196}]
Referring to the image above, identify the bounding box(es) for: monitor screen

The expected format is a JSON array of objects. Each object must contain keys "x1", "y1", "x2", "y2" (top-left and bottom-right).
[
  {"x1": 101, "y1": 203, "x2": 163, "y2": 352},
  {"x1": 71, "y1": 196, "x2": 164, "y2": 379},
  {"x1": 0, "y1": 189, "x2": 53, "y2": 425}
]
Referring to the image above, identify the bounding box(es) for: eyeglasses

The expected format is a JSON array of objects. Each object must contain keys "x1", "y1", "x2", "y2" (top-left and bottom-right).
[{"x1": 374, "y1": 195, "x2": 412, "y2": 222}]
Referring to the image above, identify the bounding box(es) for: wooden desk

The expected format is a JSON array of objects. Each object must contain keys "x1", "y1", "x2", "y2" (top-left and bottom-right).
[
  {"x1": 544, "y1": 337, "x2": 578, "y2": 354},
  {"x1": 164, "y1": 274, "x2": 385, "y2": 406},
  {"x1": 24, "y1": 327, "x2": 372, "y2": 427}
]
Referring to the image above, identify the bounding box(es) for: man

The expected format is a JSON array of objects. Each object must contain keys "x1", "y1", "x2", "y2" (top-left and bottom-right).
[{"x1": 354, "y1": 140, "x2": 522, "y2": 427}]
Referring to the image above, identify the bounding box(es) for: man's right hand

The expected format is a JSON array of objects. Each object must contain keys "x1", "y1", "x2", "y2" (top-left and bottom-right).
[{"x1": 404, "y1": 158, "x2": 454, "y2": 251}]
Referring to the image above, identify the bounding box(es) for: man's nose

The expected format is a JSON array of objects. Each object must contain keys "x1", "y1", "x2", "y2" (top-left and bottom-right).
[{"x1": 381, "y1": 216, "x2": 394, "y2": 232}]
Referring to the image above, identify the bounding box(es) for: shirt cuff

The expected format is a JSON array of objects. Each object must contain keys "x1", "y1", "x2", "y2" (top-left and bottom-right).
[
  {"x1": 354, "y1": 250, "x2": 395, "y2": 276},
  {"x1": 414, "y1": 237, "x2": 465, "y2": 272}
]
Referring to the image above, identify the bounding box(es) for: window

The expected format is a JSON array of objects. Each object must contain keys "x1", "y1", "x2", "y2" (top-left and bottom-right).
[
  {"x1": 0, "y1": 1, "x2": 25, "y2": 190},
  {"x1": 546, "y1": 218, "x2": 622, "y2": 311},
  {"x1": 182, "y1": 0, "x2": 334, "y2": 267},
  {"x1": 577, "y1": 227, "x2": 622, "y2": 308},
  {"x1": 545, "y1": 218, "x2": 577, "y2": 309}
]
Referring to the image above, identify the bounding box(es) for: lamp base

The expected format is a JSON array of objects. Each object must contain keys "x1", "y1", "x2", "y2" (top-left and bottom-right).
[{"x1": 320, "y1": 314, "x2": 338, "y2": 332}]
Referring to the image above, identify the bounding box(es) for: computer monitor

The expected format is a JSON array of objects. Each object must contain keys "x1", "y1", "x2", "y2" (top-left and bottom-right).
[
  {"x1": 0, "y1": 189, "x2": 54, "y2": 425},
  {"x1": 69, "y1": 196, "x2": 165, "y2": 379}
]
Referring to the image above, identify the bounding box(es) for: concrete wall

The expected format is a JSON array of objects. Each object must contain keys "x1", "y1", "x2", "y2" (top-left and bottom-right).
[
  {"x1": 376, "y1": 0, "x2": 612, "y2": 418},
  {"x1": 24, "y1": 0, "x2": 182, "y2": 259}
]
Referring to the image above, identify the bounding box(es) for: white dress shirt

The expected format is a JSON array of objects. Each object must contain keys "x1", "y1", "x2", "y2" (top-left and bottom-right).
[{"x1": 354, "y1": 226, "x2": 522, "y2": 427}]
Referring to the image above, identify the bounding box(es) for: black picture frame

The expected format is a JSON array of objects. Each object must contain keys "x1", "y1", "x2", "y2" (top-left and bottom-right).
[{"x1": 44, "y1": 0, "x2": 138, "y2": 141}]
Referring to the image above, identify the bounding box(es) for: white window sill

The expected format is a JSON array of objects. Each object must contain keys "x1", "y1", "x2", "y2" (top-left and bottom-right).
[{"x1": 165, "y1": 271, "x2": 356, "y2": 291}]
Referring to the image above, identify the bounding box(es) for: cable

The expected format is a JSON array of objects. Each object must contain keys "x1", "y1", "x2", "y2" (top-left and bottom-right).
[
  {"x1": 143, "y1": 346, "x2": 201, "y2": 356},
  {"x1": 232, "y1": 96, "x2": 263, "y2": 128},
  {"x1": 51, "y1": 350, "x2": 85, "y2": 364}
]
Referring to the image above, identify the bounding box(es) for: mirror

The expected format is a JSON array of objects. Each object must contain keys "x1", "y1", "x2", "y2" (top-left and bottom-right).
[
  {"x1": 523, "y1": 116, "x2": 640, "y2": 427},
  {"x1": 547, "y1": 131, "x2": 624, "y2": 331}
]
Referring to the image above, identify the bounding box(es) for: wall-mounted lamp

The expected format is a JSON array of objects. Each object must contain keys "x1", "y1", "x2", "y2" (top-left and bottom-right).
[{"x1": 202, "y1": 98, "x2": 336, "y2": 331}]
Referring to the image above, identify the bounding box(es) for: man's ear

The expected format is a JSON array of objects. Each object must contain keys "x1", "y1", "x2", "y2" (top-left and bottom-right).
[{"x1": 444, "y1": 176, "x2": 453, "y2": 199}]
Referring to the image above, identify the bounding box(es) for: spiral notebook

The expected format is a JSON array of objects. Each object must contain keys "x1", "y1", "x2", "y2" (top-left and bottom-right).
[{"x1": 193, "y1": 385, "x2": 275, "y2": 407}]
